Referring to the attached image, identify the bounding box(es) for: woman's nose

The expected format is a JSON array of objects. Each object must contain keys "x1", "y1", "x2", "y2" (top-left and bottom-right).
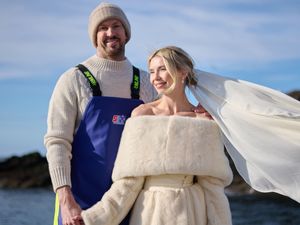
[{"x1": 153, "y1": 72, "x2": 162, "y2": 80}]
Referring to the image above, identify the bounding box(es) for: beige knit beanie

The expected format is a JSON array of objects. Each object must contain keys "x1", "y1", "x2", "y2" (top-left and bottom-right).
[{"x1": 88, "y1": 2, "x2": 131, "y2": 47}]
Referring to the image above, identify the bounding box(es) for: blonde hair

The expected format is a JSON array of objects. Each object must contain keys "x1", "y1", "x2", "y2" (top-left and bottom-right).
[{"x1": 148, "y1": 46, "x2": 197, "y2": 94}]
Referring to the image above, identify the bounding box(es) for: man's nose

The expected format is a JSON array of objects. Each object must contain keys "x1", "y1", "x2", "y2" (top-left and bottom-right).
[{"x1": 106, "y1": 27, "x2": 116, "y2": 36}]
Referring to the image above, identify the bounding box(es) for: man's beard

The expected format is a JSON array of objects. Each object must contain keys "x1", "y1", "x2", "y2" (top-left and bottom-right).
[{"x1": 102, "y1": 37, "x2": 125, "y2": 58}]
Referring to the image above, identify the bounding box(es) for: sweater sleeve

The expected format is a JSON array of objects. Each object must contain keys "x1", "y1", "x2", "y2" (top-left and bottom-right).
[
  {"x1": 81, "y1": 176, "x2": 145, "y2": 225},
  {"x1": 44, "y1": 69, "x2": 79, "y2": 191}
]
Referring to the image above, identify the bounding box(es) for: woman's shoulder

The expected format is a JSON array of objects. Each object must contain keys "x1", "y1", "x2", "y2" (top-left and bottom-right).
[{"x1": 131, "y1": 103, "x2": 155, "y2": 117}]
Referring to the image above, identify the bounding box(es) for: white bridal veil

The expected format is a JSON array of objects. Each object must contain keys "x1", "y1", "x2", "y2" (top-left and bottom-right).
[{"x1": 189, "y1": 70, "x2": 300, "y2": 203}]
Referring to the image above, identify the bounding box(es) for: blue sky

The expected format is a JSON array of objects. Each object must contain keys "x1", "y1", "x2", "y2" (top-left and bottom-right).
[{"x1": 0, "y1": 0, "x2": 299, "y2": 158}]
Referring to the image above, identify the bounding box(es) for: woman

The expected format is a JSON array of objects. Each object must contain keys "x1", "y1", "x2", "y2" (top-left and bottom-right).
[
  {"x1": 81, "y1": 46, "x2": 300, "y2": 225},
  {"x1": 81, "y1": 46, "x2": 233, "y2": 225}
]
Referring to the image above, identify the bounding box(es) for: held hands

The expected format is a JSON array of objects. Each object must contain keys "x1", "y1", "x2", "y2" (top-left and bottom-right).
[{"x1": 57, "y1": 186, "x2": 85, "y2": 225}]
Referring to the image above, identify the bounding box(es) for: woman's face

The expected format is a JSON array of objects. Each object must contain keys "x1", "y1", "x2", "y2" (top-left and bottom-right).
[{"x1": 149, "y1": 56, "x2": 174, "y2": 94}]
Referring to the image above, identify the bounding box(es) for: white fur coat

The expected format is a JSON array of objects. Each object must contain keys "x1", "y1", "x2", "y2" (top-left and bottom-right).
[{"x1": 82, "y1": 116, "x2": 233, "y2": 225}]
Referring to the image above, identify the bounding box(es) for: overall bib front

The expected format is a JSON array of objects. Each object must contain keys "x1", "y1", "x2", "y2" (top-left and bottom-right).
[{"x1": 54, "y1": 65, "x2": 143, "y2": 225}]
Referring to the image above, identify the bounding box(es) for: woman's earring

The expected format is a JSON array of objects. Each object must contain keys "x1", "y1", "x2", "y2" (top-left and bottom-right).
[{"x1": 182, "y1": 75, "x2": 187, "y2": 84}]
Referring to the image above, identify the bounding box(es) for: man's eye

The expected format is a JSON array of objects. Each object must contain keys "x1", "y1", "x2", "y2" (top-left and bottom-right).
[{"x1": 98, "y1": 26, "x2": 107, "y2": 31}]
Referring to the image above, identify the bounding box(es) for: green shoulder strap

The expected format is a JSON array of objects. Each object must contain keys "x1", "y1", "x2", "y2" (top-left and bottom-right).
[
  {"x1": 131, "y1": 66, "x2": 140, "y2": 99},
  {"x1": 76, "y1": 64, "x2": 102, "y2": 96},
  {"x1": 77, "y1": 64, "x2": 140, "y2": 99}
]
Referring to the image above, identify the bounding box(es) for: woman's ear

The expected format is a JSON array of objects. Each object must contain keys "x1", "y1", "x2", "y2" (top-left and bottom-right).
[{"x1": 179, "y1": 70, "x2": 188, "y2": 83}]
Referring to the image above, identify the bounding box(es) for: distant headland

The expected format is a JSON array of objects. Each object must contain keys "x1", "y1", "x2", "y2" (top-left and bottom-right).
[{"x1": 0, "y1": 151, "x2": 51, "y2": 189}]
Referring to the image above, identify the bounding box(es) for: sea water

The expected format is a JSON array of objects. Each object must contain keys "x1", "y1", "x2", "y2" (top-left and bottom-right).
[{"x1": 0, "y1": 189, "x2": 299, "y2": 225}]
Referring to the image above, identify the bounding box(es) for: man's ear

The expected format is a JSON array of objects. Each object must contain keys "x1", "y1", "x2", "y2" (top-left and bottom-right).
[{"x1": 125, "y1": 34, "x2": 129, "y2": 43}]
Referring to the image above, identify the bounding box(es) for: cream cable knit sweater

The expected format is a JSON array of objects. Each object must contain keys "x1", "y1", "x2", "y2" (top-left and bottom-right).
[{"x1": 44, "y1": 54, "x2": 156, "y2": 191}]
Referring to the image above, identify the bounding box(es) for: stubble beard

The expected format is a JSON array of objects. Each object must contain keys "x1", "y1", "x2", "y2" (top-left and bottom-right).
[{"x1": 98, "y1": 38, "x2": 125, "y2": 60}]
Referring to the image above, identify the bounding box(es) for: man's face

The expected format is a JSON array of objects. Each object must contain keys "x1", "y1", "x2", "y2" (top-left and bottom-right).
[{"x1": 96, "y1": 19, "x2": 127, "y2": 61}]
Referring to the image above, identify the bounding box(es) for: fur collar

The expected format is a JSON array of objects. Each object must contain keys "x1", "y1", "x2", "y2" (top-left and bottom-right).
[{"x1": 112, "y1": 116, "x2": 232, "y2": 184}]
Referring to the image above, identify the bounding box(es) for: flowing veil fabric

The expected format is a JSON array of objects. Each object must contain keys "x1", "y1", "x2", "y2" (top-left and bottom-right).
[{"x1": 189, "y1": 70, "x2": 300, "y2": 203}]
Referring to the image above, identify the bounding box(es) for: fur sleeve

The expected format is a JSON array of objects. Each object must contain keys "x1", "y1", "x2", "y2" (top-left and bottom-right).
[
  {"x1": 81, "y1": 176, "x2": 145, "y2": 225},
  {"x1": 197, "y1": 176, "x2": 232, "y2": 225}
]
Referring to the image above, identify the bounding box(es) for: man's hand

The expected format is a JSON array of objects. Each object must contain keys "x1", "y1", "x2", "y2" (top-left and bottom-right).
[
  {"x1": 57, "y1": 186, "x2": 84, "y2": 225},
  {"x1": 194, "y1": 103, "x2": 213, "y2": 120},
  {"x1": 174, "y1": 103, "x2": 213, "y2": 119}
]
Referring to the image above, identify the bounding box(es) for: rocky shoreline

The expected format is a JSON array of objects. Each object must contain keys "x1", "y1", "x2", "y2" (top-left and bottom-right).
[
  {"x1": 0, "y1": 151, "x2": 297, "y2": 204},
  {"x1": 0, "y1": 152, "x2": 51, "y2": 189},
  {"x1": 0, "y1": 151, "x2": 250, "y2": 192},
  {"x1": 0, "y1": 151, "x2": 284, "y2": 197}
]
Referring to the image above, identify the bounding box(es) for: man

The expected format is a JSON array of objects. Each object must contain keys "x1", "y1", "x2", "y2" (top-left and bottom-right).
[
  {"x1": 45, "y1": 2, "x2": 209, "y2": 225},
  {"x1": 45, "y1": 2, "x2": 156, "y2": 225}
]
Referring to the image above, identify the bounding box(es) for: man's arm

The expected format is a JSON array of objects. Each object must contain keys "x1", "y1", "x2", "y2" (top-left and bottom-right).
[
  {"x1": 57, "y1": 186, "x2": 83, "y2": 225},
  {"x1": 44, "y1": 70, "x2": 82, "y2": 224}
]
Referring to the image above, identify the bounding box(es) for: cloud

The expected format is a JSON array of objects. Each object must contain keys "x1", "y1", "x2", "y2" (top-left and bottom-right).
[
  {"x1": 127, "y1": 1, "x2": 300, "y2": 68},
  {"x1": 0, "y1": 0, "x2": 299, "y2": 79},
  {"x1": 0, "y1": 0, "x2": 299, "y2": 157},
  {"x1": 0, "y1": 1, "x2": 94, "y2": 79}
]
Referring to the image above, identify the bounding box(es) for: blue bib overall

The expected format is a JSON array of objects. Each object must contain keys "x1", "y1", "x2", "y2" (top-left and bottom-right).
[{"x1": 54, "y1": 65, "x2": 143, "y2": 225}]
